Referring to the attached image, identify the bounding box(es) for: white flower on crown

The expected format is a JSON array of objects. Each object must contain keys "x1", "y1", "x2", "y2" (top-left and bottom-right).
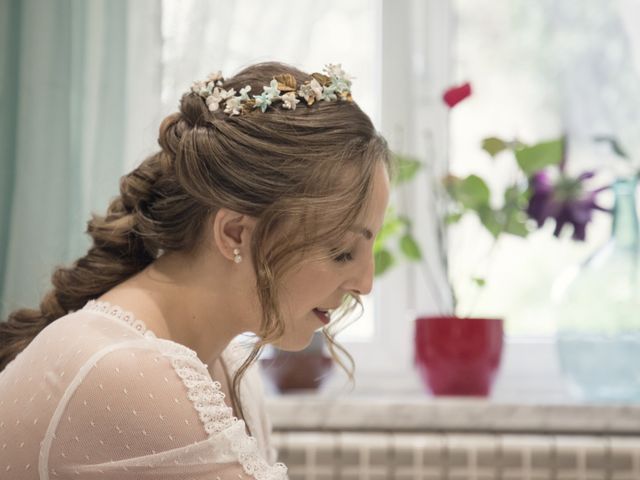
[
  {"x1": 224, "y1": 97, "x2": 243, "y2": 116},
  {"x1": 206, "y1": 71, "x2": 224, "y2": 84},
  {"x1": 280, "y1": 92, "x2": 300, "y2": 110},
  {"x1": 238, "y1": 85, "x2": 252, "y2": 100},
  {"x1": 223, "y1": 85, "x2": 252, "y2": 115},
  {"x1": 220, "y1": 88, "x2": 236, "y2": 99},
  {"x1": 191, "y1": 80, "x2": 209, "y2": 96},
  {"x1": 205, "y1": 93, "x2": 223, "y2": 112},
  {"x1": 324, "y1": 63, "x2": 353, "y2": 83},
  {"x1": 205, "y1": 87, "x2": 235, "y2": 112},
  {"x1": 298, "y1": 78, "x2": 323, "y2": 104}
]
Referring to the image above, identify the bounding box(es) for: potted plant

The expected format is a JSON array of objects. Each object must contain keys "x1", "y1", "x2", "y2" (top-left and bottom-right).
[{"x1": 377, "y1": 83, "x2": 610, "y2": 396}]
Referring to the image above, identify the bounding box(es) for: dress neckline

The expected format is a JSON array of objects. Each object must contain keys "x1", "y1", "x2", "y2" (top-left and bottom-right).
[
  {"x1": 80, "y1": 299, "x2": 238, "y2": 366},
  {"x1": 81, "y1": 299, "x2": 158, "y2": 339}
]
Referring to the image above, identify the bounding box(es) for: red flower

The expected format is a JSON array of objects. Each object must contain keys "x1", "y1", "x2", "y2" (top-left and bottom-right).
[{"x1": 443, "y1": 82, "x2": 472, "y2": 108}]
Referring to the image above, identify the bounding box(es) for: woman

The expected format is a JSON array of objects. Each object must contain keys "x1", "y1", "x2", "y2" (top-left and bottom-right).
[{"x1": 0, "y1": 61, "x2": 394, "y2": 479}]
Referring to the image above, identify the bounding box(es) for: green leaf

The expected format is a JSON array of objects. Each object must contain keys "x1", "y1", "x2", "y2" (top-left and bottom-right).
[
  {"x1": 503, "y1": 211, "x2": 529, "y2": 237},
  {"x1": 477, "y1": 205, "x2": 502, "y2": 238},
  {"x1": 399, "y1": 233, "x2": 422, "y2": 260},
  {"x1": 482, "y1": 137, "x2": 508, "y2": 157},
  {"x1": 446, "y1": 174, "x2": 491, "y2": 210},
  {"x1": 505, "y1": 184, "x2": 531, "y2": 208},
  {"x1": 392, "y1": 153, "x2": 424, "y2": 185},
  {"x1": 373, "y1": 212, "x2": 404, "y2": 253},
  {"x1": 472, "y1": 277, "x2": 486, "y2": 287},
  {"x1": 503, "y1": 185, "x2": 521, "y2": 205},
  {"x1": 445, "y1": 212, "x2": 463, "y2": 224},
  {"x1": 514, "y1": 138, "x2": 564, "y2": 176},
  {"x1": 501, "y1": 187, "x2": 530, "y2": 237},
  {"x1": 374, "y1": 249, "x2": 394, "y2": 276},
  {"x1": 593, "y1": 136, "x2": 629, "y2": 159}
]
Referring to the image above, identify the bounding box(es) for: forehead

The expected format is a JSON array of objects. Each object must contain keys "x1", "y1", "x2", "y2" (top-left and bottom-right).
[{"x1": 348, "y1": 162, "x2": 390, "y2": 238}]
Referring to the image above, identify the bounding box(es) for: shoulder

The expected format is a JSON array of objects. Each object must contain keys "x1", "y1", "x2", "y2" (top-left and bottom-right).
[
  {"x1": 29, "y1": 307, "x2": 156, "y2": 356},
  {"x1": 50, "y1": 335, "x2": 289, "y2": 479}
]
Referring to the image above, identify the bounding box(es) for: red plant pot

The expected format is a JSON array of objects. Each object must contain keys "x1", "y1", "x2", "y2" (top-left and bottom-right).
[
  {"x1": 260, "y1": 352, "x2": 333, "y2": 393},
  {"x1": 414, "y1": 316, "x2": 504, "y2": 396}
]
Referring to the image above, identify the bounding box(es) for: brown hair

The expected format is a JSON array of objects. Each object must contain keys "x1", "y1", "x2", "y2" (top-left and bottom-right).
[{"x1": 0, "y1": 61, "x2": 396, "y2": 423}]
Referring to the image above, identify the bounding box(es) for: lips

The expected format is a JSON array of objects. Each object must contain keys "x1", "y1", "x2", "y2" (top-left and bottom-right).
[{"x1": 313, "y1": 308, "x2": 330, "y2": 325}]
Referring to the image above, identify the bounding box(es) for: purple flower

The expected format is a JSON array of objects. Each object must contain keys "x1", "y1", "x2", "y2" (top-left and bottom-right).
[{"x1": 527, "y1": 168, "x2": 610, "y2": 241}]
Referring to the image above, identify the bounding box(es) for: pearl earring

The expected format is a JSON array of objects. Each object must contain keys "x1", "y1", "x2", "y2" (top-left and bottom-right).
[{"x1": 233, "y1": 248, "x2": 242, "y2": 264}]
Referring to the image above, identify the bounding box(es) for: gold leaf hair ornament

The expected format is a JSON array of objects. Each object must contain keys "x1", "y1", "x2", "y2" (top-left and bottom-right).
[{"x1": 188, "y1": 63, "x2": 355, "y2": 116}]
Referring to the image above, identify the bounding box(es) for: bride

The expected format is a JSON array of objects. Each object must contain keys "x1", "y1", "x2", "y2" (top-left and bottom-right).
[{"x1": 0, "y1": 60, "x2": 392, "y2": 479}]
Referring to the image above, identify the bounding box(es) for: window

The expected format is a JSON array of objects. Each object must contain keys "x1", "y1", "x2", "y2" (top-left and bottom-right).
[{"x1": 449, "y1": 0, "x2": 640, "y2": 336}]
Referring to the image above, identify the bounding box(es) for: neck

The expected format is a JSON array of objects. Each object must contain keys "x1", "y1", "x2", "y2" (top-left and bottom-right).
[{"x1": 100, "y1": 249, "x2": 255, "y2": 365}]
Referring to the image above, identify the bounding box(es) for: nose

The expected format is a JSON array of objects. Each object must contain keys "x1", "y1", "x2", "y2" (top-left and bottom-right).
[{"x1": 345, "y1": 250, "x2": 375, "y2": 296}]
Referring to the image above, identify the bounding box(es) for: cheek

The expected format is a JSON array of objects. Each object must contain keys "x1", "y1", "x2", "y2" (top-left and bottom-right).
[{"x1": 291, "y1": 268, "x2": 337, "y2": 306}]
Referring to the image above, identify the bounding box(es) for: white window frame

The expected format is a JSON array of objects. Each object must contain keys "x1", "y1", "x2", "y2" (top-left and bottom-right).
[
  {"x1": 339, "y1": 0, "x2": 454, "y2": 378},
  {"x1": 335, "y1": 0, "x2": 567, "y2": 401}
]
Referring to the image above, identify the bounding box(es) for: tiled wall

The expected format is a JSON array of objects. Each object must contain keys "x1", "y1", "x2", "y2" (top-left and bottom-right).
[{"x1": 272, "y1": 431, "x2": 640, "y2": 480}]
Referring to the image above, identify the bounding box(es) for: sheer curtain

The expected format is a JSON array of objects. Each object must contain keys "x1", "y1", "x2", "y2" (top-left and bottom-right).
[{"x1": 0, "y1": 0, "x2": 162, "y2": 318}]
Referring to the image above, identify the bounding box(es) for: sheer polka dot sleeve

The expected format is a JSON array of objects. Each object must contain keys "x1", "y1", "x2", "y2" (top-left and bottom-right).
[{"x1": 43, "y1": 340, "x2": 288, "y2": 479}]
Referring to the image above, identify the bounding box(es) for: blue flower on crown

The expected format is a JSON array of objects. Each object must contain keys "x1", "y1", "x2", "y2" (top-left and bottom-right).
[
  {"x1": 263, "y1": 79, "x2": 281, "y2": 98},
  {"x1": 253, "y1": 79, "x2": 281, "y2": 112},
  {"x1": 320, "y1": 84, "x2": 338, "y2": 102},
  {"x1": 324, "y1": 63, "x2": 353, "y2": 95}
]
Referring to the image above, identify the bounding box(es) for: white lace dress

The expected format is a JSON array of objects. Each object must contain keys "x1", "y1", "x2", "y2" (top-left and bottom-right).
[{"x1": 0, "y1": 300, "x2": 289, "y2": 479}]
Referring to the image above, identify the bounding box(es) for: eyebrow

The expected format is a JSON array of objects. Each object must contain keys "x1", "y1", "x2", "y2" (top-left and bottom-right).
[{"x1": 350, "y1": 226, "x2": 373, "y2": 240}]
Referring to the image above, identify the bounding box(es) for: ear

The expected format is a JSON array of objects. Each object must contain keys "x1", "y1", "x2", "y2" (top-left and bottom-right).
[{"x1": 211, "y1": 208, "x2": 257, "y2": 262}]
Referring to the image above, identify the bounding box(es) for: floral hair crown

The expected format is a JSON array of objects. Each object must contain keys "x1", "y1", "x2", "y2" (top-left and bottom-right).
[{"x1": 189, "y1": 63, "x2": 354, "y2": 116}]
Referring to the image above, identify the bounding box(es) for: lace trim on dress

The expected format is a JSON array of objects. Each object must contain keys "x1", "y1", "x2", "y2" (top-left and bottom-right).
[
  {"x1": 154, "y1": 338, "x2": 288, "y2": 480},
  {"x1": 81, "y1": 299, "x2": 158, "y2": 339},
  {"x1": 80, "y1": 300, "x2": 288, "y2": 480}
]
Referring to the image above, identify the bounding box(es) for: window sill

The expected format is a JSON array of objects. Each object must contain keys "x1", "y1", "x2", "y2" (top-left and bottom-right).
[
  {"x1": 265, "y1": 393, "x2": 640, "y2": 435},
  {"x1": 262, "y1": 338, "x2": 640, "y2": 435}
]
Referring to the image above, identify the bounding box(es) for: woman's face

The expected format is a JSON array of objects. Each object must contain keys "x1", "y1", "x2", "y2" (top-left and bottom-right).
[{"x1": 272, "y1": 161, "x2": 391, "y2": 351}]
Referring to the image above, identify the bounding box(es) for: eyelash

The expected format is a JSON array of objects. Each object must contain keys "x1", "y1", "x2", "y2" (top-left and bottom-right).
[{"x1": 333, "y1": 251, "x2": 354, "y2": 263}]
